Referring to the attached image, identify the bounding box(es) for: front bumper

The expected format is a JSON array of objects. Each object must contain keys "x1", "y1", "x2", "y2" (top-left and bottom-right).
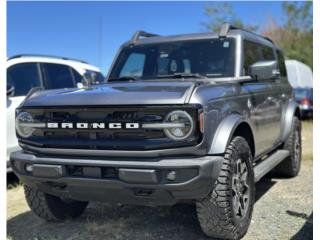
[{"x1": 10, "y1": 151, "x2": 223, "y2": 206}]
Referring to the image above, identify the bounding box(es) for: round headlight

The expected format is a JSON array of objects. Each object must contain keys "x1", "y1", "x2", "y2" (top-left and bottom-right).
[
  {"x1": 164, "y1": 110, "x2": 194, "y2": 140},
  {"x1": 16, "y1": 112, "x2": 35, "y2": 138}
]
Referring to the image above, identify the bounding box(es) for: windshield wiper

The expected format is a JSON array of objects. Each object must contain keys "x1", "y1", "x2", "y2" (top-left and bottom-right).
[
  {"x1": 156, "y1": 73, "x2": 207, "y2": 79},
  {"x1": 108, "y1": 76, "x2": 138, "y2": 82}
]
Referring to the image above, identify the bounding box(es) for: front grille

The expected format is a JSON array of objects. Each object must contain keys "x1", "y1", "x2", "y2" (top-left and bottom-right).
[{"x1": 20, "y1": 106, "x2": 200, "y2": 151}]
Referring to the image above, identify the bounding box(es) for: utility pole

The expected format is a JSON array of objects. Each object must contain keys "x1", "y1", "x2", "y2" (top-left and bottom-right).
[{"x1": 98, "y1": 16, "x2": 103, "y2": 70}]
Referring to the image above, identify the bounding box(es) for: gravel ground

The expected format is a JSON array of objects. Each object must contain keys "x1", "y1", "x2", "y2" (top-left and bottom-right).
[{"x1": 7, "y1": 121, "x2": 313, "y2": 240}]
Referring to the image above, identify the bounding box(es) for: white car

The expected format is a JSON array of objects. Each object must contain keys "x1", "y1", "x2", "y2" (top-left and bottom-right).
[{"x1": 7, "y1": 54, "x2": 104, "y2": 172}]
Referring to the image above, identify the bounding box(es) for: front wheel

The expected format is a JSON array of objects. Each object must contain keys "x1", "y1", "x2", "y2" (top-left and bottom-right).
[
  {"x1": 24, "y1": 185, "x2": 88, "y2": 221},
  {"x1": 196, "y1": 136, "x2": 255, "y2": 239}
]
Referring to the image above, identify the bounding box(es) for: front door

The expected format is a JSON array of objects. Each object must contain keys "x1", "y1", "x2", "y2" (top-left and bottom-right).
[{"x1": 242, "y1": 40, "x2": 282, "y2": 156}]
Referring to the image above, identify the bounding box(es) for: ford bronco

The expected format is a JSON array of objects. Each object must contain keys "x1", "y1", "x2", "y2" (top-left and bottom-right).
[{"x1": 11, "y1": 23, "x2": 301, "y2": 239}]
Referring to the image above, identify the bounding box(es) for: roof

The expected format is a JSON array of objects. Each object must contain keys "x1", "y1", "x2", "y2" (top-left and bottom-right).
[
  {"x1": 7, "y1": 55, "x2": 101, "y2": 74},
  {"x1": 8, "y1": 54, "x2": 88, "y2": 63}
]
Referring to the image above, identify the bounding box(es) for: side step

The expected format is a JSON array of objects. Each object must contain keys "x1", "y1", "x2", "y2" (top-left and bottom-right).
[{"x1": 254, "y1": 150, "x2": 290, "y2": 182}]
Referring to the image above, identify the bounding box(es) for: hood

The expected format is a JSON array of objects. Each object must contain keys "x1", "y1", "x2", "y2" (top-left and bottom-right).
[{"x1": 22, "y1": 81, "x2": 198, "y2": 107}]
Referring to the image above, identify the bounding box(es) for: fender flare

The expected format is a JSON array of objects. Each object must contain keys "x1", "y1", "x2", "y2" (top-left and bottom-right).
[
  {"x1": 208, "y1": 114, "x2": 251, "y2": 155},
  {"x1": 281, "y1": 100, "x2": 299, "y2": 142}
]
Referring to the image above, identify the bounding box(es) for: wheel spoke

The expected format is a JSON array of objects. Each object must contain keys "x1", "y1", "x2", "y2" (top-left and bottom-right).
[
  {"x1": 233, "y1": 195, "x2": 241, "y2": 216},
  {"x1": 241, "y1": 162, "x2": 247, "y2": 174},
  {"x1": 241, "y1": 171, "x2": 248, "y2": 183}
]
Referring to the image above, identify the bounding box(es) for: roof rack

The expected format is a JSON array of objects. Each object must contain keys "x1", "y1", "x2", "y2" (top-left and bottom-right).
[
  {"x1": 130, "y1": 31, "x2": 160, "y2": 44},
  {"x1": 219, "y1": 23, "x2": 238, "y2": 38},
  {"x1": 219, "y1": 22, "x2": 273, "y2": 44},
  {"x1": 8, "y1": 54, "x2": 88, "y2": 63}
]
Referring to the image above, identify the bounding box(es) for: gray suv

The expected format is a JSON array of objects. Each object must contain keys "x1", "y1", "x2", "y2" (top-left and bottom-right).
[{"x1": 11, "y1": 23, "x2": 301, "y2": 239}]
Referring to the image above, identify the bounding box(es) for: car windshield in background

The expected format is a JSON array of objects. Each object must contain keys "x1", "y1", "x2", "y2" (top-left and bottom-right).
[
  {"x1": 89, "y1": 70, "x2": 105, "y2": 84},
  {"x1": 109, "y1": 38, "x2": 235, "y2": 81}
]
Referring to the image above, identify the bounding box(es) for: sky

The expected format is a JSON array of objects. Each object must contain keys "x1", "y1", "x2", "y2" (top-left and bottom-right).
[{"x1": 7, "y1": 1, "x2": 285, "y2": 74}]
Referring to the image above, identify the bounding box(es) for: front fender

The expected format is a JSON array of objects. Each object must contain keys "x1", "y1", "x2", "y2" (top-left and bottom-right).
[
  {"x1": 281, "y1": 99, "x2": 299, "y2": 142},
  {"x1": 208, "y1": 114, "x2": 246, "y2": 155}
]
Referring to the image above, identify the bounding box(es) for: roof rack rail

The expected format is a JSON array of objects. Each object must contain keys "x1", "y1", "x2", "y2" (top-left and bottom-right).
[
  {"x1": 130, "y1": 31, "x2": 160, "y2": 44},
  {"x1": 8, "y1": 54, "x2": 88, "y2": 63},
  {"x1": 219, "y1": 23, "x2": 237, "y2": 38},
  {"x1": 219, "y1": 22, "x2": 273, "y2": 44}
]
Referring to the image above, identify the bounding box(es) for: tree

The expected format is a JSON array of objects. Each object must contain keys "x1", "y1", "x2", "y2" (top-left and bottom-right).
[
  {"x1": 263, "y1": 2, "x2": 312, "y2": 68},
  {"x1": 203, "y1": 3, "x2": 258, "y2": 33},
  {"x1": 203, "y1": 2, "x2": 313, "y2": 68}
]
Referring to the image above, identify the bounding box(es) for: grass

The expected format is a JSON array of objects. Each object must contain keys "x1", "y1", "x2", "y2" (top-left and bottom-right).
[{"x1": 301, "y1": 119, "x2": 313, "y2": 161}]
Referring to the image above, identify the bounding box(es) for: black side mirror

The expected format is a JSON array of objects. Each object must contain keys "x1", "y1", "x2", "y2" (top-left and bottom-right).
[
  {"x1": 249, "y1": 60, "x2": 279, "y2": 81},
  {"x1": 7, "y1": 85, "x2": 15, "y2": 97}
]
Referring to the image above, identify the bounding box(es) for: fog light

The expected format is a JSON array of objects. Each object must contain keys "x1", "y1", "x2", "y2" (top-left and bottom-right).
[
  {"x1": 166, "y1": 171, "x2": 176, "y2": 181},
  {"x1": 25, "y1": 164, "x2": 33, "y2": 172}
]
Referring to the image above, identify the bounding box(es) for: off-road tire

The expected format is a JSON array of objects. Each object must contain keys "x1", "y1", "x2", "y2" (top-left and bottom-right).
[
  {"x1": 24, "y1": 185, "x2": 88, "y2": 221},
  {"x1": 196, "y1": 136, "x2": 255, "y2": 240},
  {"x1": 275, "y1": 117, "x2": 302, "y2": 177}
]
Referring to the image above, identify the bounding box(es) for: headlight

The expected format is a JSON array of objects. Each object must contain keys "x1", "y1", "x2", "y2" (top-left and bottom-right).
[
  {"x1": 16, "y1": 112, "x2": 35, "y2": 138},
  {"x1": 164, "y1": 110, "x2": 194, "y2": 140}
]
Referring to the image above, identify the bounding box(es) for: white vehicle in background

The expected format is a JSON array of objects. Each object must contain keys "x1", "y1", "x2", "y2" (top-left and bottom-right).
[
  {"x1": 7, "y1": 54, "x2": 104, "y2": 172},
  {"x1": 285, "y1": 60, "x2": 313, "y2": 118}
]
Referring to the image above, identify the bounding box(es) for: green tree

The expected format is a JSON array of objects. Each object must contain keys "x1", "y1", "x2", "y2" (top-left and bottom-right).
[
  {"x1": 203, "y1": 3, "x2": 258, "y2": 33},
  {"x1": 203, "y1": 2, "x2": 313, "y2": 68},
  {"x1": 263, "y1": 2, "x2": 313, "y2": 68}
]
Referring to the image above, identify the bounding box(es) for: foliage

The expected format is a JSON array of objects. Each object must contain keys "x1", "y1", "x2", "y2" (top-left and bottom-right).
[
  {"x1": 263, "y1": 2, "x2": 312, "y2": 68},
  {"x1": 203, "y1": 3, "x2": 258, "y2": 33},
  {"x1": 203, "y1": 2, "x2": 313, "y2": 68}
]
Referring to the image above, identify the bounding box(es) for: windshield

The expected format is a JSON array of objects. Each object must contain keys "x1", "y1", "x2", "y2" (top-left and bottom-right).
[{"x1": 109, "y1": 38, "x2": 235, "y2": 81}]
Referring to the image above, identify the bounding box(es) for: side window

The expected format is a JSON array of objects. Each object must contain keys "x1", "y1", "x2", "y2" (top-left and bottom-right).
[
  {"x1": 7, "y1": 63, "x2": 41, "y2": 97},
  {"x1": 157, "y1": 55, "x2": 170, "y2": 75},
  {"x1": 91, "y1": 71, "x2": 105, "y2": 83},
  {"x1": 243, "y1": 40, "x2": 262, "y2": 75},
  {"x1": 276, "y1": 50, "x2": 287, "y2": 77},
  {"x1": 119, "y1": 53, "x2": 145, "y2": 77},
  {"x1": 71, "y1": 68, "x2": 83, "y2": 83},
  {"x1": 261, "y1": 46, "x2": 275, "y2": 61},
  {"x1": 42, "y1": 63, "x2": 74, "y2": 89}
]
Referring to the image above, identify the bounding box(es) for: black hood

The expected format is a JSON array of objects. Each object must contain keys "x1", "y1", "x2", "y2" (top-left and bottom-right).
[{"x1": 22, "y1": 81, "x2": 198, "y2": 107}]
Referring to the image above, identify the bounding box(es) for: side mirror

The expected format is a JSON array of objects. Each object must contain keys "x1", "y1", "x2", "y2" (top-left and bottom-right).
[
  {"x1": 249, "y1": 60, "x2": 279, "y2": 81},
  {"x1": 7, "y1": 85, "x2": 15, "y2": 97}
]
